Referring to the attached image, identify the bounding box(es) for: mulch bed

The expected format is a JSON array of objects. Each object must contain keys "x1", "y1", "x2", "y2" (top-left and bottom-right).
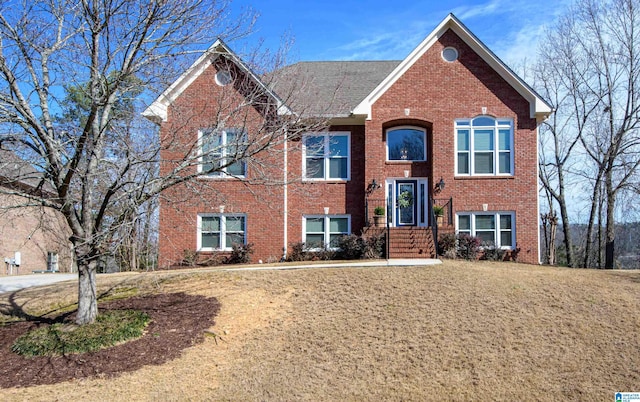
[{"x1": 0, "y1": 292, "x2": 220, "y2": 388}]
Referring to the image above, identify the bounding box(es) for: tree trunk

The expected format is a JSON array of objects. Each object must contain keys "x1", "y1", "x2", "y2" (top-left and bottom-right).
[
  {"x1": 604, "y1": 183, "x2": 616, "y2": 269},
  {"x1": 558, "y1": 199, "x2": 573, "y2": 267},
  {"x1": 76, "y1": 260, "x2": 98, "y2": 325},
  {"x1": 549, "y1": 214, "x2": 558, "y2": 266},
  {"x1": 583, "y1": 174, "x2": 603, "y2": 268}
]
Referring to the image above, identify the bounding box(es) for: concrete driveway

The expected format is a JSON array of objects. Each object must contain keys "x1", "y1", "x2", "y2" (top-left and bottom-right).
[{"x1": 0, "y1": 273, "x2": 77, "y2": 294}]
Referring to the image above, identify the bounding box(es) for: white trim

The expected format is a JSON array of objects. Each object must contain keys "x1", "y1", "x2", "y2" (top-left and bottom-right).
[
  {"x1": 455, "y1": 211, "x2": 516, "y2": 249},
  {"x1": 351, "y1": 14, "x2": 552, "y2": 121},
  {"x1": 302, "y1": 131, "x2": 351, "y2": 181},
  {"x1": 143, "y1": 39, "x2": 292, "y2": 123},
  {"x1": 197, "y1": 128, "x2": 247, "y2": 178},
  {"x1": 454, "y1": 117, "x2": 514, "y2": 177},
  {"x1": 442, "y1": 46, "x2": 459, "y2": 62},
  {"x1": 302, "y1": 215, "x2": 351, "y2": 250},
  {"x1": 197, "y1": 214, "x2": 247, "y2": 251},
  {"x1": 385, "y1": 177, "x2": 430, "y2": 228}
]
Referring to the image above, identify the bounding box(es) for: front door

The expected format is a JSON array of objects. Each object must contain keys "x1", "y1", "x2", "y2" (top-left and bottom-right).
[{"x1": 395, "y1": 180, "x2": 417, "y2": 226}]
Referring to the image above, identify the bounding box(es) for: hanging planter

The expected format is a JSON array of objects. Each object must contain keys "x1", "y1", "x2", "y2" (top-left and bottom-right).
[{"x1": 397, "y1": 190, "x2": 413, "y2": 208}]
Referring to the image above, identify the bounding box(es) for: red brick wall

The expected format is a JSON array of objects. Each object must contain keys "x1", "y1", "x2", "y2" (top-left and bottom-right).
[
  {"x1": 158, "y1": 60, "x2": 287, "y2": 266},
  {"x1": 286, "y1": 125, "x2": 366, "y2": 244},
  {"x1": 159, "y1": 28, "x2": 541, "y2": 265},
  {"x1": 366, "y1": 29, "x2": 539, "y2": 263},
  {"x1": 158, "y1": 62, "x2": 369, "y2": 266}
]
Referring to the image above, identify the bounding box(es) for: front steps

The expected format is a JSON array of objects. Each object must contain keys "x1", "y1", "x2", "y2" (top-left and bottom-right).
[{"x1": 364, "y1": 226, "x2": 437, "y2": 258}]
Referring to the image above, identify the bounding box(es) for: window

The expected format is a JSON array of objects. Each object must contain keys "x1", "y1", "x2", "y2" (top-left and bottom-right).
[
  {"x1": 198, "y1": 214, "x2": 246, "y2": 251},
  {"x1": 303, "y1": 132, "x2": 350, "y2": 180},
  {"x1": 386, "y1": 127, "x2": 426, "y2": 161},
  {"x1": 199, "y1": 128, "x2": 247, "y2": 177},
  {"x1": 455, "y1": 117, "x2": 513, "y2": 175},
  {"x1": 215, "y1": 70, "x2": 233, "y2": 86},
  {"x1": 457, "y1": 212, "x2": 514, "y2": 248},
  {"x1": 442, "y1": 47, "x2": 459, "y2": 62},
  {"x1": 303, "y1": 215, "x2": 350, "y2": 249},
  {"x1": 47, "y1": 252, "x2": 59, "y2": 272}
]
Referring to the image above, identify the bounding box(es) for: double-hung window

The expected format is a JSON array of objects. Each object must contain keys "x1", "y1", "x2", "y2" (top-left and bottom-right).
[
  {"x1": 457, "y1": 212, "x2": 514, "y2": 248},
  {"x1": 198, "y1": 214, "x2": 246, "y2": 251},
  {"x1": 303, "y1": 132, "x2": 350, "y2": 180},
  {"x1": 199, "y1": 128, "x2": 247, "y2": 177},
  {"x1": 456, "y1": 117, "x2": 513, "y2": 175},
  {"x1": 303, "y1": 215, "x2": 350, "y2": 249}
]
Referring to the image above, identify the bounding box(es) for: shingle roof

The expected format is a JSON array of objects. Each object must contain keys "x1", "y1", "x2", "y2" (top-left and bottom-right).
[
  {"x1": 0, "y1": 148, "x2": 52, "y2": 195},
  {"x1": 270, "y1": 61, "x2": 401, "y2": 117}
]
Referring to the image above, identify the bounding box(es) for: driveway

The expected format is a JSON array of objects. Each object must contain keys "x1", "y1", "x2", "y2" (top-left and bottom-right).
[{"x1": 0, "y1": 273, "x2": 77, "y2": 294}]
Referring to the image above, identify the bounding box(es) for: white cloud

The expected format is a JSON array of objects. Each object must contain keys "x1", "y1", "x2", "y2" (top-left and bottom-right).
[
  {"x1": 452, "y1": 0, "x2": 502, "y2": 20},
  {"x1": 493, "y1": 23, "x2": 547, "y2": 70},
  {"x1": 329, "y1": 17, "x2": 441, "y2": 61}
]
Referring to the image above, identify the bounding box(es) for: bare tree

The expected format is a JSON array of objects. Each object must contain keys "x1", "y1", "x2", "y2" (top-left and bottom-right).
[
  {"x1": 535, "y1": 43, "x2": 584, "y2": 266},
  {"x1": 536, "y1": 0, "x2": 640, "y2": 268},
  {"x1": 0, "y1": 0, "x2": 319, "y2": 324}
]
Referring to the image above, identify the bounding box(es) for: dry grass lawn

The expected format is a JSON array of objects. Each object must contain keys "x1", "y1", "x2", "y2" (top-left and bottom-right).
[{"x1": 0, "y1": 260, "x2": 638, "y2": 401}]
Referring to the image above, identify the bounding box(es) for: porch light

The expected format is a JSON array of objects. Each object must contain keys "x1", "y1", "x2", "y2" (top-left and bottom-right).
[
  {"x1": 366, "y1": 179, "x2": 381, "y2": 195},
  {"x1": 435, "y1": 177, "x2": 445, "y2": 192}
]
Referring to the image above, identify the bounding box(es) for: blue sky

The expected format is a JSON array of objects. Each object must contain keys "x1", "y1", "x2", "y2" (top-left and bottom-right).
[{"x1": 230, "y1": 0, "x2": 572, "y2": 68}]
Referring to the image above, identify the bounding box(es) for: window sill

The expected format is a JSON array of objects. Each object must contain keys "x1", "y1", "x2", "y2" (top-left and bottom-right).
[
  {"x1": 197, "y1": 175, "x2": 246, "y2": 180},
  {"x1": 302, "y1": 179, "x2": 350, "y2": 183},
  {"x1": 198, "y1": 248, "x2": 234, "y2": 253},
  {"x1": 385, "y1": 160, "x2": 427, "y2": 165},
  {"x1": 454, "y1": 175, "x2": 514, "y2": 180}
]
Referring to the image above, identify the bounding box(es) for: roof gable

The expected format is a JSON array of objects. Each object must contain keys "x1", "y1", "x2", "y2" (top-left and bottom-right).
[
  {"x1": 143, "y1": 39, "x2": 290, "y2": 123},
  {"x1": 352, "y1": 14, "x2": 552, "y2": 122}
]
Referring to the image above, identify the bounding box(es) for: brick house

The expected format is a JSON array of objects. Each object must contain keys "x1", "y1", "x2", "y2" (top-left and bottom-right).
[
  {"x1": 145, "y1": 14, "x2": 552, "y2": 266},
  {"x1": 0, "y1": 149, "x2": 74, "y2": 274}
]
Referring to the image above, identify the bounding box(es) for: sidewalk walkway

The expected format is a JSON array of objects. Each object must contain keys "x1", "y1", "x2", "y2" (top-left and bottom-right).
[
  {"x1": 222, "y1": 258, "x2": 442, "y2": 272},
  {"x1": 0, "y1": 273, "x2": 76, "y2": 294},
  {"x1": 0, "y1": 259, "x2": 442, "y2": 293}
]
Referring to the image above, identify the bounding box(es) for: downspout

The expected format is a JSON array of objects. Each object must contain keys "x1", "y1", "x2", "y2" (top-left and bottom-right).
[
  {"x1": 535, "y1": 123, "x2": 541, "y2": 265},
  {"x1": 282, "y1": 126, "x2": 288, "y2": 261}
]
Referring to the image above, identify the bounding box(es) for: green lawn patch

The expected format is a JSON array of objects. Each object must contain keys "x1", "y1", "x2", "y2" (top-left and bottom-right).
[{"x1": 11, "y1": 309, "x2": 150, "y2": 357}]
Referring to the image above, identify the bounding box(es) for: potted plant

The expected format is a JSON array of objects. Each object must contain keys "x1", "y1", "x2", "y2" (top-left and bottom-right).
[
  {"x1": 433, "y1": 205, "x2": 445, "y2": 226},
  {"x1": 373, "y1": 206, "x2": 386, "y2": 227}
]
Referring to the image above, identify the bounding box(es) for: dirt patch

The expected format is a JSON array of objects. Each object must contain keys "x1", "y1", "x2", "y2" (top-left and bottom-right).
[{"x1": 0, "y1": 292, "x2": 219, "y2": 388}]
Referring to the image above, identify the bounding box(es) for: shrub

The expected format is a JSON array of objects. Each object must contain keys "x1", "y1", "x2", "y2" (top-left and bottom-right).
[
  {"x1": 12, "y1": 310, "x2": 150, "y2": 357},
  {"x1": 334, "y1": 234, "x2": 364, "y2": 259},
  {"x1": 314, "y1": 247, "x2": 336, "y2": 261},
  {"x1": 481, "y1": 243, "x2": 506, "y2": 261},
  {"x1": 437, "y1": 233, "x2": 457, "y2": 258},
  {"x1": 182, "y1": 249, "x2": 198, "y2": 266},
  {"x1": 363, "y1": 232, "x2": 385, "y2": 259},
  {"x1": 456, "y1": 233, "x2": 481, "y2": 260},
  {"x1": 225, "y1": 243, "x2": 254, "y2": 264},
  {"x1": 287, "y1": 242, "x2": 310, "y2": 262}
]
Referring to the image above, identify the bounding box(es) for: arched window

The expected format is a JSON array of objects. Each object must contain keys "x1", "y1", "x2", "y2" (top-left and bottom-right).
[
  {"x1": 386, "y1": 127, "x2": 426, "y2": 161},
  {"x1": 455, "y1": 116, "x2": 513, "y2": 176}
]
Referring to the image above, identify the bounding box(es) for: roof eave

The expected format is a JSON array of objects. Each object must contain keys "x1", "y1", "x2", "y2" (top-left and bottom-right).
[
  {"x1": 142, "y1": 39, "x2": 293, "y2": 124},
  {"x1": 353, "y1": 14, "x2": 553, "y2": 122}
]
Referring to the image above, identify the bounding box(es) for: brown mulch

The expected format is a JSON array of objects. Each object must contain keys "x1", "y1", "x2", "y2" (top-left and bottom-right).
[{"x1": 0, "y1": 292, "x2": 220, "y2": 388}]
